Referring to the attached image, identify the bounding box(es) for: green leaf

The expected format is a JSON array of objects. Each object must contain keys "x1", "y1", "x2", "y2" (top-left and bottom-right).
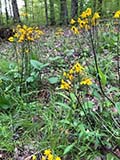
[
  {"x1": 26, "y1": 76, "x2": 34, "y2": 83},
  {"x1": 63, "y1": 143, "x2": 75, "y2": 155},
  {"x1": 49, "y1": 56, "x2": 61, "y2": 61},
  {"x1": 30, "y1": 59, "x2": 49, "y2": 70},
  {"x1": 107, "y1": 153, "x2": 119, "y2": 160},
  {"x1": 55, "y1": 102, "x2": 71, "y2": 110},
  {"x1": 98, "y1": 67, "x2": 107, "y2": 86},
  {"x1": 48, "y1": 77, "x2": 59, "y2": 84},
  {"x1": 84, "y1": 101, "x2": 94, "y2": 109},
  {"x1": 60, "y1": 119, "x2": 70, "y2": 124},
  {"x1": 55, "y1": 92, "x2": 70, "y2": 101},
  {"x1": 115, "y1": 102, "x2": 120, "y2": 114},
  {"x1": 70, "y1": 92, "x2": 77, "y2": 103},
  {"x1": 65, "y1": 49, "x2": 74, "y2": 56},
  {"x1": 0, "y1": 96, "x2": 10, "y2": 110}
]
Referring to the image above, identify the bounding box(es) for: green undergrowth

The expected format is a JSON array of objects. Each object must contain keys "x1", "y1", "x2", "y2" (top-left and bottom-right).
[{"x1": 0, "y1": 17, "x2": 120, "y2": 160}]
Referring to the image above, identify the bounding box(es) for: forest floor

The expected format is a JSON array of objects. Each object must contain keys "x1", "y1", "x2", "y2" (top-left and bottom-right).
[{"x1": 0, "y1": 25, "x2": 120, "y2": 160}]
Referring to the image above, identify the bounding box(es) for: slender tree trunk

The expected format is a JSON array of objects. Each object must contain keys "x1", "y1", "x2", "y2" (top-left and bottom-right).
[
  {"x1": 71, "y1": 0, "x2": 78, "y2": 19},
  {"x1": 44, "y1": 0, "x2": 49, "y2": 26},
  {"x1": 5, "y1": 0, "x2": 9, "y2": 23},
  {"x1": 60, "y1": 0, "x2": 68, "y2": 25},
  {"x1": 49, "y1": 0, "x2": 55, "y2": 25},
  {"x1": 11, "y1": 0, "x2": 21, "y2": 23},
  {"x1": 8, "y1": 0, "x2": 12, "y2": 17},
  {"x1": 23, "y1": 0, "x2": 28, "y2": 20},
  {"x1": 0, "y1": 0, "x2": 3, "y2": 24},
  {"x1": 31, "y1": 0, "x2": 34, "y2": 21}
]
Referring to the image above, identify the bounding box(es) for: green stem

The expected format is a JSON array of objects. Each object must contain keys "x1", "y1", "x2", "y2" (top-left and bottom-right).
[{"x1": 89, "y1": 28, "x2": 115, "y2": 106}]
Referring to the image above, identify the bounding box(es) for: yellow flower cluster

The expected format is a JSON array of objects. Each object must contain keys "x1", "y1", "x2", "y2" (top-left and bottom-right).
[
  {"x1": 114, "y1": 10, "x2": 120, "y2": 18},
  {"x1": 55, "y1": 28, "x2": 64, "y2": 36},
  {"x1": 41, "y1": 149, "x2": 61, "y2": 160},
  {"x1": 70, "y1": 8, "x2": 100, "y2": 34},
  {"x1": 80, "y1": 78, "x2": 92, "y2": 85},
  {"x1": 60, "y1": 62, "x2": 92, "y2": 90},
  {"x1": 8, "y1": 24, "x2": 44, "y2": 43}
]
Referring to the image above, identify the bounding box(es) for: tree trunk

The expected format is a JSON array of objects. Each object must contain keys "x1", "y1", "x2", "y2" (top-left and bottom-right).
[
  {"x1": 49, "y1": 0, "x2": 55, "y2": 25},
  {"x1": 8, "y1": 0, "x2": 12, "y2": 17},
  {"x1": 0, "y1": 0, "x2": 3, "y2": 24},
  {"x1": 5, "y1": 0, "x2": 9, "y2": 23},
  {"x1": 11, "y1": 0, "x2": 21, "y2": 23},
  {"x1": 23, "y1": 0, "x2": 28, "y2": 20},
  {"x1": 60, "y1": 0, "x2": 68, "y2": 25},
  {"x1": 44, "y1": 0, "x2": 49, "y2": 26},
  {"x1": 31, "y1": 0, "x2": 34, "y2": 21},
  {"x1": 71, "y1": 0, "x2": 78, "y2": 19}
]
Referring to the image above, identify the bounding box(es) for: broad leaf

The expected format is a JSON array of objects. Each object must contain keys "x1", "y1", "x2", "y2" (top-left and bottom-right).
[
  {"x1": 63, "y1": 143, "x2": 75, "y2": 155},
  {"x1": 48, "y1": 77, "x2": 59, "y2": 84},
  {"x1": 98, "y1": 67, "x2": 107, "y2": 86},
  {"x1": 30, "y1": 59, "x2": 49, "y2": 70}
]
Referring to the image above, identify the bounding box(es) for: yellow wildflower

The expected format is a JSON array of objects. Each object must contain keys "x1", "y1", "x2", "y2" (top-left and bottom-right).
[
  {"x1": 8, "y1": 36, "x2": 14, "y2": 42},
  {"x1": 91, "y1": 13, "x2": 100, "y2": 26},
  {"x1": 60, "y1": 79, "x2": 71, "y2": 90},
  {"x1": 114, "y1": 10, "x2": 120, "y2": 18},
  {"x1": 55, "y1": 156, "x2": 61, "y2": 160},
  {"x1": 69, "y1": 69, "x2": 74, "y2": 74},
  {"x1": 44, "y1": 149, "x2": 51, "y2": 156},
  {"x1": 81, "y1": 11, "x2": 87, "y2": 18},
  {"x1": 80, "y1": 78, "x2": 92, "y2": 85},
  {"x1": 27, "y1": 36, "x2": 34, "y2": 41},
  {"x1": 32, "y1": 155, "x2": 37, "y2": 160},
  {"x1": 68, "y1": 74, "x2": 74, "y2": 81},
  {"x1": 70, "y1": 18, "x2": 76, "y2": 24},
  {"x1": 18, "y1": 35, "x2": 25, "y2": 42},
  {"x1": 14, "y1": 33, "x2": 19, "y2": 38},
  {"x1": 86, "y1": 8, "x2": 92, "y2": 17},
  {"x1": 41, "y1": 156, "x2": 46, "y2": 160},
  {"x1": 71, "y1": 26, "x2": 79, "y2": 34},
  {"x1": 19, "y1": 28, "x2": 26, "y2": 34},
  {"x1": 92, "y1": 12, "x2": 100, "y2": 19},
  {"x1": 63, "y1": 71, "x2": 67, "y2": 77},
  {"x1": 48, "y1": 154, "x2": 53, "y2": 160},
  {"x1": 79, "y1": 20, "x2": 86, "y2": 28},
  {"x1": 85, "y1": 24, "x2": 90, "y2": 30},
  {"x1": 23, "y1": 24, "x2": 28, "y2": 30},
  {"x1": 73, "y1": 62, "x2": 84, "y2": 73},
  {"x1": 16, "y1": 24, "x2": 21, "y2": 29}
]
